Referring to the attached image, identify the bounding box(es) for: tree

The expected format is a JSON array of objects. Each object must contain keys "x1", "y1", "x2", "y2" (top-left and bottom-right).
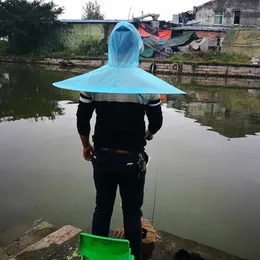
[
  {"x1": 0, "y1": 0, "x2": 64, "y2": 54},
  {"x1": 82, "y1": 0, "x2": 104, "y2": 20}
]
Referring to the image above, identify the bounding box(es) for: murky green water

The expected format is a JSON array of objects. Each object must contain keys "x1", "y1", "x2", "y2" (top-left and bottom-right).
[{"x1": 0, "y1": 64, "x2": 260, "y2": 260}]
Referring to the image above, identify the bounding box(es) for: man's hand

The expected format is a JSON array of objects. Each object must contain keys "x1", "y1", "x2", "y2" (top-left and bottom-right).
[
  {"x1": 79, "y1": 135, "x2": 93, "y2": 161},
  {"x1": 83, "y1": 145, "x2": 94, "y2": 161},
  {"x1": 145, "y1": 129, "x2": 154, "y2": 141}
]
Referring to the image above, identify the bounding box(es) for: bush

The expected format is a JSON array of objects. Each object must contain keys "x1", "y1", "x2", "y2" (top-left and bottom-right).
[
  {"x1": 0, "y1": 40, "x2": 8, "y2": 54},
  {"x1": 76, "y1": 38, "x2": 107, "y2": 56}
]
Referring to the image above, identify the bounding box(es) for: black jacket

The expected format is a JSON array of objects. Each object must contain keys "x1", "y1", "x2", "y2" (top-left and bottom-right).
[{"x1": 77, "y1": 92, "x2": 163, "y2": 152}]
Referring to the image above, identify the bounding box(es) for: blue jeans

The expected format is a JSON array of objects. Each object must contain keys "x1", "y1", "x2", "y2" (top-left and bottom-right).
[{"x1": 91, "y1": 150, "x2": 145, "y2": 260}]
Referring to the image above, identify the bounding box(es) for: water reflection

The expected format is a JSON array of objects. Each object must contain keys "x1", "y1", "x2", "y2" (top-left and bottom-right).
[
  {"x1": 1, "y1": 65, "x2": 260, "y2": 260},
  {"x1": 0, "y1": 65, "x2": 78, "y2": 123},
  {"x1": 1, "y1": 65, "x2": 260, "y2": 138},
  {"x1": 167, "y1": 86, "x2": 260, "y2": 138}
]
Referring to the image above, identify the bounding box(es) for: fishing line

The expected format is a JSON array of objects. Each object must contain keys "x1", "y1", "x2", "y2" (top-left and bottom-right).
[{"x1": 151, "y1": 170, "x2": 158, "y2": 225}]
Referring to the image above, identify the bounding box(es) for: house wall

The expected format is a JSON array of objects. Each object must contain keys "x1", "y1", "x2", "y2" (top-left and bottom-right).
[
  {"x1": 195, "y1": 0, "x2": 260, "y2": 26},
  {"x1": 195, "y1": 2, "x2": 215, "y2": 25},
  {"x1": 58, "y1": 23, "x2": 107, "y2": 50}
]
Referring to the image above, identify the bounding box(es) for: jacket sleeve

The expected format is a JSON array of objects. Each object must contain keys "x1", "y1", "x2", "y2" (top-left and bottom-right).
[
  {"x1": 145, "y1": 94, "x2": 163, "y2": 134},
  {"x1": 76, "y1": 92, "x2": 95, "y2": 136}
]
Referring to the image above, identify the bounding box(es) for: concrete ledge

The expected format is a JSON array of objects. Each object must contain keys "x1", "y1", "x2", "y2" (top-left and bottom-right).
[
  {"x1": 1, "y1": 221, "x2": 247, "y2": 260},
  {"x1": 0, "y1": 222, "x2": 55, "y2": 259},
  {"x1": 20, "y1": 225, "x2": 81, "y2": 253},
  {"x1": 154, "y1": 230, "x2": 246, "y2": 260},
  {"x1": 1, "y1": 56, "x2": 260, "y2": 78},
  {"x1": 13, "y1": 228, "x2": 247, "y2": 260},
  {"x1": 13, "y1": 227, "x2": 85, "y2": 260}
]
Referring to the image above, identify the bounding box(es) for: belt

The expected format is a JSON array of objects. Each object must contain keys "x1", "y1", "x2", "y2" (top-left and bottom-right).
[{"x1": 101, "y1": 148, "x2": 137, "y2": 154}]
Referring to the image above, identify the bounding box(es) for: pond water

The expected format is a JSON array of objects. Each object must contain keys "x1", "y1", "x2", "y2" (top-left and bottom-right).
[{"x1": 0, "y1": 64, "x2": 260, "y2": 260}]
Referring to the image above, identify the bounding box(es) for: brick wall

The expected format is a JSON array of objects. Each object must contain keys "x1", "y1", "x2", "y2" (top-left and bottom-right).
[{"x1": 139, "y1": 61, "x2": 260, "y2": 78}]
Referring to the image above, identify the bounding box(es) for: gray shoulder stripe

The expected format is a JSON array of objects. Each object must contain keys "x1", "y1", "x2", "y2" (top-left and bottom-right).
[
  {"x1": 92, "y1": 93, "x2": 147, "y2": 105},
  {"x1": 80, "y1": 96, "x2": 92, "y2": 103},
  {"x1": 80, "y1": 93, "x2": 92, "y2": 99}
]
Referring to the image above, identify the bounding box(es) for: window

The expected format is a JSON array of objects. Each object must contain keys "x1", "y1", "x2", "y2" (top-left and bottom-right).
[
  {"x1": 234, "y1": 11, "x2": 241, "y2": 25},
  {"x1": 214, "y1": 11, "x2": 224, "y2": 24}
]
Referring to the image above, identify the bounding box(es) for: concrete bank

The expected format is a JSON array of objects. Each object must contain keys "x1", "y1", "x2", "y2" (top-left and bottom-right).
[
  {"x1": 41, "y1": 65, "x2": 260, "y2": 89},
  {"x1": 1, "y1": 55, "x2": 260, "y2": 78},
  {"x1": 0, "y1": 221, "x2": 246, "y2": 260}
]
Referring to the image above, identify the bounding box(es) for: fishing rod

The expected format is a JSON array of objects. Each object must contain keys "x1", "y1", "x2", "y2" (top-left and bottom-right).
[
  {"x1": 119, "y1": 156, "x2": 158, "y2": 225},
  {"x1": 151, "y1": 171, "x2": 158, "y2": 225}
]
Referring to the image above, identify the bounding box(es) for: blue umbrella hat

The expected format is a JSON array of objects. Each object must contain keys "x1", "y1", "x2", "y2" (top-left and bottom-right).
[{"x1": 53, "y1": 21, "x2": 186, "y2": 95}]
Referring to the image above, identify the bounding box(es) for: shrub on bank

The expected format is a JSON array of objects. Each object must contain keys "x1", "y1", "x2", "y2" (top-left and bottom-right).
[
  {"x1": 0, "y1": 40, "x2": 8, "y2": 54},
  {"x1": 167, "y1": 52, "x2": 251, "y2": 64},
  {"x1": 75, "y1": 39, "x2": 107, "y2": 57}
]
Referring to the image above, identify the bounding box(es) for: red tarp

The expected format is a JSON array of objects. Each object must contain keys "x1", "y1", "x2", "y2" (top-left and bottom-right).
[
  {"x1": 137, "y1": 26, "x2": 152, "y2": 38},
  {"x1": 137, "y1": 26, "x2": 172, "y2": 41},
  {"x1": 157, "y1": 30, "x2": 172, "y2": 41}
]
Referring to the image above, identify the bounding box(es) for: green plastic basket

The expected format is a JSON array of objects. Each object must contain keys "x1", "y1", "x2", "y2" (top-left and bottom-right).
[{"x1": 80, "y1": 233, "x2": 135, "y2": 260}]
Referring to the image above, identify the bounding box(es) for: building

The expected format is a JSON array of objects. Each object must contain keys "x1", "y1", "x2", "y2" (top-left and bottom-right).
[
  {"x1": 194, "y1": 0, "x2": 260, "y2": 27},
  {"x1": 58, "y1": 20, "x2": 120, "y2": 50},
  {"x1": 57, "y1": 19, "x2": 179, "y2": 52},
  {"x1": 58, "y1": 19, "x2": 177, "y2": 50},
  {"x1": 172, "y1": 11, "x2": 195, "y2": 25}
]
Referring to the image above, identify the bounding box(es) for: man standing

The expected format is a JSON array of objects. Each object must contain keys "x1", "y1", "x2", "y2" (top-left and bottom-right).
[
  {"x1": 76, "y1": 91, "x2": 162, "y2": 260},
  {"x1": 53, "y1": 20, "x2": 184, "y2": 260}
]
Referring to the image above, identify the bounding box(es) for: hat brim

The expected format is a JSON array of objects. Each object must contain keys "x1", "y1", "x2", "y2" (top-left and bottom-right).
[{"x1": 53, "y1": 65, "x2": 186, "y2": 95}]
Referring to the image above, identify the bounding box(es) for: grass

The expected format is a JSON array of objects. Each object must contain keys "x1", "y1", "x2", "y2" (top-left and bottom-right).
[
  {"x1": 0, "y1": 51, "x2": 107, "y2": 60},
  {"x1": 167, "y1": 52, "x2": 251, "y2": 65}
]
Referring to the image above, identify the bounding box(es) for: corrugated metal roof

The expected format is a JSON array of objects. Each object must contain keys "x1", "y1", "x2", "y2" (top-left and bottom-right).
[
  {"x1": 174, "y1": 25, "x2": 230, "y2": 32},
  {"x1": 59, "y1": 19, "x2": 133, "y2": 24}
]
